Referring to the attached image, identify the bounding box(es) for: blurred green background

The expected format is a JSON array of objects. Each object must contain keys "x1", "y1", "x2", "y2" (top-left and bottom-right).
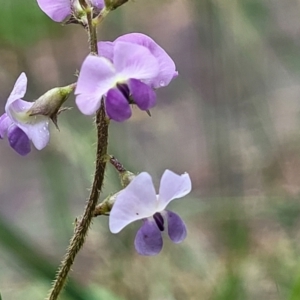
[{"x1": 1, "y1": 0, "x2": 300, "y2": 299}]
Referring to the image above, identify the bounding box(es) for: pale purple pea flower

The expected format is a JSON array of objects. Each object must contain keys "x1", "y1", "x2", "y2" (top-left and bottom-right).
[
  {"x1": 0, "y1": 73, "x2": 50, "y2": 156},
  {"x1": 109, "y1": 170, "x2": 192, "y2": 256},
  {"x1": 75, "y1": 33, "x2": 178, "y2": 121},
  {"x1": 36, "y1": 0, "x2": 104, "y2": 22}
]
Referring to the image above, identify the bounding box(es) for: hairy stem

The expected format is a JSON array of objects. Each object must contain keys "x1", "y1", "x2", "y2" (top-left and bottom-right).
[
  {"x1": 47, "y1": 9, "x2": 109, "y2": 300},
  {"x1": 87, "y1": 7, "x2": 98, "y2": 54}
]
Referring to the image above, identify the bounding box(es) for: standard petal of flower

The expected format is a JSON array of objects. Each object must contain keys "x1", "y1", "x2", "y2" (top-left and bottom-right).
[
  {"x1": 128, "y1": 78, "x2": 156, "y2": 110},
  {"x1": 109, "y1": 172, "x2": 158, "y2": 233},
  {"x1": 113, "y1": 42, "x2": 159, "y2": 83},
  {"x1": 97, "y1": 41, "x2": 114, "y2": 61},
  {"x1": 115, "y1": 33, "x2": 177, "y2": 88},
  {"x1": 7, "y1": 125, "x2": 31, "y2": 156},
  {"x1": 75, "y1": 56, "x2": 116, "y2": 115},
  {"x1": 157, "y1": 170, "x2": 192, "y2": 211},
  {"x1": 134, "y1": 219, "x2": 163, "y2": 256},
  {"x1": 36, "y1": 0, "x2": 71, "y2": 22},
  {"x1": 105, "y1": 88, "x2": 132, "y2": 122},
  {"x1": 0, "y1": 113, "x2": 13, "y2": 138},
  {"x1": 5, "y1": 73, "x2": 27, "y2": 110},
  {"x1": 166, "y1": 210, "x2": 187, "y2": 243}
]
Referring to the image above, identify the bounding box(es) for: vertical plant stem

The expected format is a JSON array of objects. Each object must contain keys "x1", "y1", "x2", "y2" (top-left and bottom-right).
[{"x1": 47, "y1": 9, "x2": 109, "y2": 300}]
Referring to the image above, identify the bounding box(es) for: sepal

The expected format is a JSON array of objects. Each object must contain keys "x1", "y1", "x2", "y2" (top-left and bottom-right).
[{"x1": 28, "y1": 83, "x2": 75, "y2": 129}]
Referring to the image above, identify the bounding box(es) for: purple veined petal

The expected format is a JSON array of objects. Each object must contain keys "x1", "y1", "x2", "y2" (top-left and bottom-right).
[
  {"x1": 5, "y1": 73, "x2": 27, "y2": 110},
  {"x1": 75, "y1": 55, "x2": 117, "y2": 115},
  {"x1": 36, "y1": 0, "x2": 71, "y2": 22},
  {"x1": 134, "y1": 219, "x2": 163, "y2": 256},
  {"x1": 97, "y1": 41, "x2": 114, "y2": 61},
  {"x1": 7, "y1": 125, "x2": 31, "y2": 156},
  {"x1": 0, "y1": 113, "x2": 13, "y2": 138},
  {"x1": 157, "y1": 170, "x2": 192, "y2": 211},
  {"x1": 109, "y1": 172, "x2": 158, "y2": 233},
  {"x1": 105, "y1": 88, "x2": 132, "y2": 122},
  {"x1": 19, "y1": 119, "x2": 50, "y2": 150},
  {"x1": 165, "y1": 210, "x2": 187, "y2": 243},
  {"x1": 128, "y1": 78, "x2": 156, "y2": 110},
  {"x1": 115, "y1": 33, "x2": 177, "y2": 88},
  {"x1": 113, "y1": 41, "x2": 159, "y2": 82}
]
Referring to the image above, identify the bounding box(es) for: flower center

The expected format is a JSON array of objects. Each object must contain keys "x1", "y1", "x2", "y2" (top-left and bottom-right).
[{"x1": 153, "y1": 212, "x2": 164, "y2": 232}]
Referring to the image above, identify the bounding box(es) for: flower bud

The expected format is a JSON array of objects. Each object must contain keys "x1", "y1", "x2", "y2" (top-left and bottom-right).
[
  {"x1": 109, "y1": 155, "x2": 136, "y2": 187},
  {"x1": 28, "y1": 83, "x2": 76, "y2": 129}
]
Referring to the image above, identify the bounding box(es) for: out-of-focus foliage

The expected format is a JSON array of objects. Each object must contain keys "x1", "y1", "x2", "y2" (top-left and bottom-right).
[
  {"x1": 1, "y1": 0, "x2": 300, "y2": 299},
  {"x1": 0, "y1": 0, "x2": 59, "y2": 47}
]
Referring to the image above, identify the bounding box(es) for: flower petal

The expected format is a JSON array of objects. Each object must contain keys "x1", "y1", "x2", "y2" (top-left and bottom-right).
[
  {"x1": 134, "y1": 219, "x2": 163, "y2": 256},
  {"x1": 5, "y1": 99, "x2": 50, "y2": 150},
  {"x1": 7, "y1": 125, "x2": 31, "y2": 156},
  {"x1": 76, "y1": 94, "x2": 103, "y2": 115},
  {"x1": 109, "y1": 172, "x2": 157, "y2": 233},
  {"x1": 157, "y1": 170, "x2": 192, "y2": 211},
  {"x1": 22, "y1": 119, "x2": 50, "y2": 150},
  {"x1": 97, "y1": 41, "x2": 114, "y2": 61},
  {"x1": 114, "y1": 41, "x2": 159, "y2": 83},
  {"x1": 75, "y1": 55, "x2": 116, "y2": 115},
  {"x1": 115, "y1": 33, "x2": 177, "y2": 88},
  {"x1": 105, "y1": 88, "x2": 132, "y2": 122},
  {"x1": 6, "y1": 99, "x2": 33, "y2": 125},
  {"x1": 36, "y1": 0, "x2": 71, "y2": 22},
  {"x1": 0, "y1": 113, "x2": 13, "y2": 138},
  {"x1": 5, "y1": 73, "x2": 27, "y2": 110},
  {"x1": 166, "y1": 210, "x2": 187, "y2": 243},
  {"x1": 6, "y1": 99, "x2": 35, "y2": 135},
  {"x1": 128, "y1": 78, "x2": 156, "y2": 110}
]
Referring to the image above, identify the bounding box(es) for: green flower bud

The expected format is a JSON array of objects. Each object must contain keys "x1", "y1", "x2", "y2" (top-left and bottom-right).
[{"x1": 28, "y1": 83, "x2": 76, "y2": 129}]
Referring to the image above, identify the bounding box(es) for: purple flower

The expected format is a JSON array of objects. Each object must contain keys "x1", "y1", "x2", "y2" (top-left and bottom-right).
[
  {"x1": 36, "y1": 0, "x2": 104, "y2": 22},
  {"x1": 0, "y1": 73, "x2": 50, "y2": 156},
  {"x1": 109, "y1": 170, "x2": 192, "y2": 256},
  {"x1": 75, "y1": 33, "x2": 178, "y2": 121}
]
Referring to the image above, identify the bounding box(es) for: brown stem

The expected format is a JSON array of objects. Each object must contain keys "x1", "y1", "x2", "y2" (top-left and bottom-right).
[
  {"x1": 86, "y1": 8, "x2": 98, "y2": 54},
  {"x1": 46, "y1": 8, "x2": 109, "y2": 300},
  {"x1": 47, "y1": 104, "x2": 109, "y2": 300}
]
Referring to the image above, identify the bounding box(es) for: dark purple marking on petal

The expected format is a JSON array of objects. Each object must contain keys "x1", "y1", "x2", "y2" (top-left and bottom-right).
[
  {"x1": 116, "y1": 83, "x2": 130, "y2": 100},
  {"x1": 105, "y1": 88, "x2": 132, "y2": 122},
  {"x1": 128, "y1": 78, "x2": 156, "y2": 110},
  {"x1": 166, "y1": 210, "x2": 187, "y2": 244},
  {"x1": 134, "y1": 219, "x2": 163, "y2": 256},
  {"x1": 7, "y1": 125, "x2": 31, "y2": 156},
  {"x1": 153, "y1": 212, "x2": 164, "y2": 231}
]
